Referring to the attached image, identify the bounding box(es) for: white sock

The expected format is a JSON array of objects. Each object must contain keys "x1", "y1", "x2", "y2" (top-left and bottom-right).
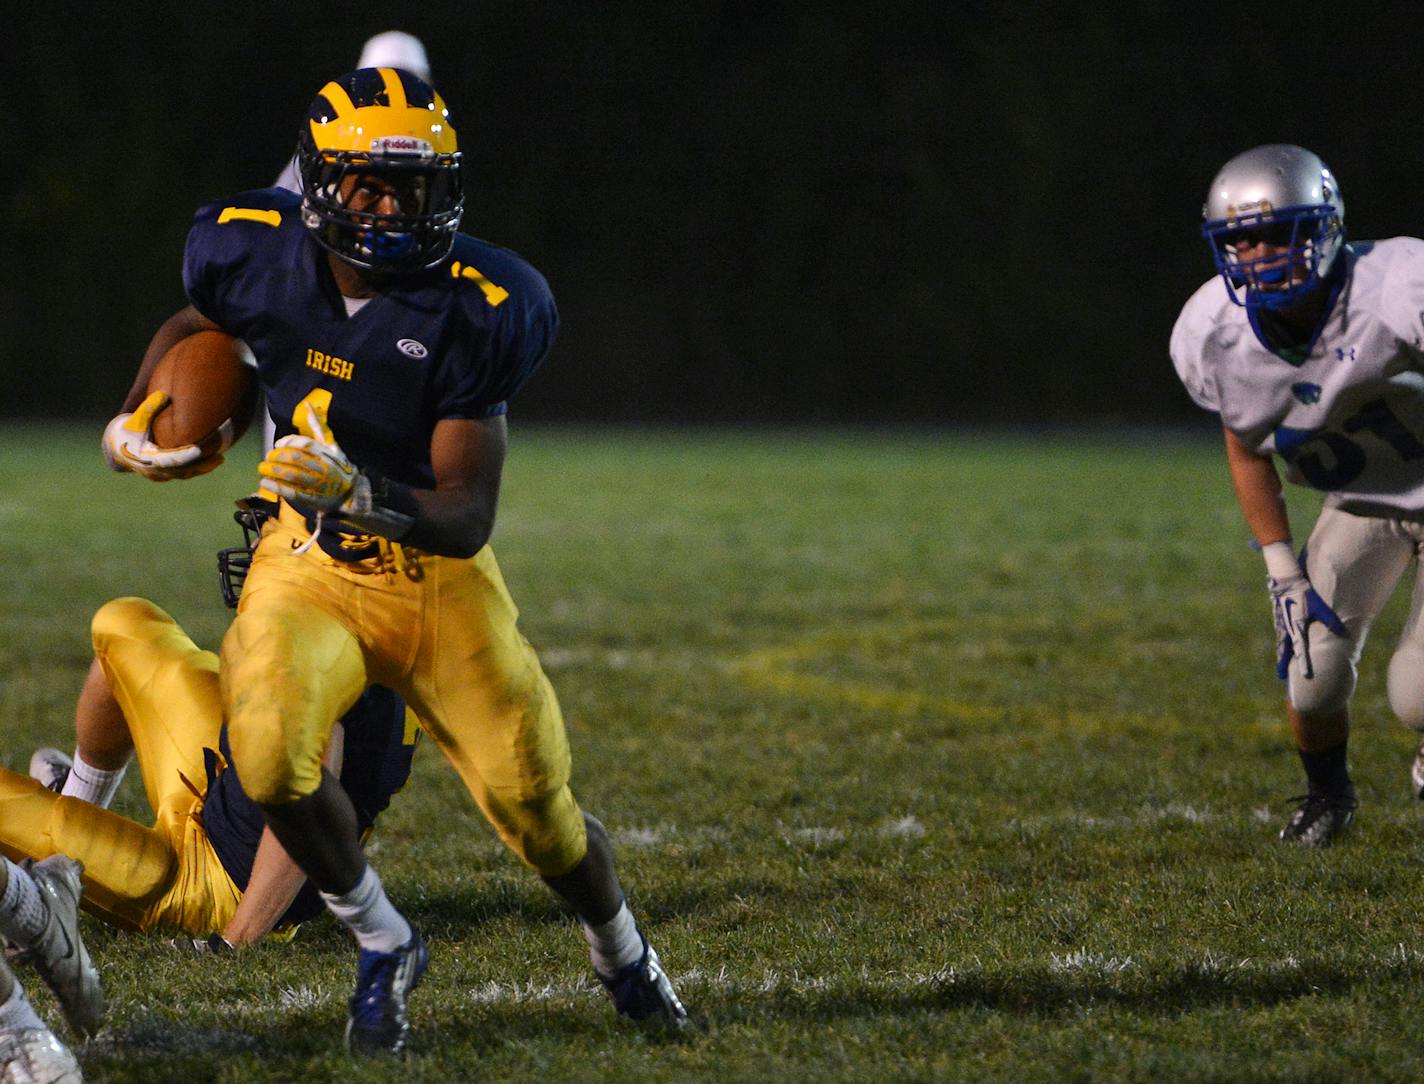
[
  {"x1": 582, "y1": 901, "x2": 643, "y2": 978},
  {"x1": 0, "y1": 980, "x2": 46, "y2": 1032},
  {"x1": 0, "y1": 861, "x2": 48, "y2": 947},
  {"x1": 61, "y1": 751, "x2": 127, "y2": 808},
  {"x1": 320, "y1": 865, "x2": 411, "y2": 953}
]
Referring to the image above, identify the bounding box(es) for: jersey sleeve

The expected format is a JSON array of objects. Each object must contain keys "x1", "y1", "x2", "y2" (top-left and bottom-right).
[
  {"x1": 1169, "y1": 281, "x2": 1224, "y2": 413},
  {"x1": 181, "y1": 189, "x2": 298, "y2": 331},
  {"x1": 436, "y1": 256, "x2": 559, "y2": 419}
]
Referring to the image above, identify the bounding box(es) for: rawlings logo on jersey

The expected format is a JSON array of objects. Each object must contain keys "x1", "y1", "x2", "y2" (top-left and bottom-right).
[
  {"x1": 397, "y1": 338, "x2": 428, "y2": 359},
  {"x1": 305, "y1": 348, "x2": 354, "y2": 381},
  {"x1": 1291, "y1": 382, "x2": 1322, "y2": 404}
]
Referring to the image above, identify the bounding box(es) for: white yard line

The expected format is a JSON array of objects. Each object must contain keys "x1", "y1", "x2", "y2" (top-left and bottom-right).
[{"x1": 201, "y1": 947, "x2": 1424, "y2": 1019}]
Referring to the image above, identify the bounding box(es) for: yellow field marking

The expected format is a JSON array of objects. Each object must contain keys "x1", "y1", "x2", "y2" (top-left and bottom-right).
[{"x1": 729, "y1": 619, "x2": 1273, "y2": 737}]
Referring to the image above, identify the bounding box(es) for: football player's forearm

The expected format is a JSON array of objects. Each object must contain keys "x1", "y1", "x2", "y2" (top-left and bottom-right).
[
  {"x1": 399, "y1": 484, "x2": 497, "y2": 557},
  {"x1": 397, "y1": 414, "x2": 505, "y2": 557},
  {"x1": 1224, "y1": 427, "x2": 1292, "y2": 545},
  {"x1": 222, "y1": 827, "x2": 307, "y2": 945},
  {"x1": 122, "y1": 305, "x2": 222, "y2": 412},
  {"x1": 222, "y1": 725, "x2": 343, "y2": 946}
]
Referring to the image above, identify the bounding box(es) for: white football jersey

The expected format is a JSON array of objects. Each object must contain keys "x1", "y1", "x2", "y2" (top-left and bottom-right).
[{"x1": 1171, "y1": 238, "x2": 1424, "y2": 516}]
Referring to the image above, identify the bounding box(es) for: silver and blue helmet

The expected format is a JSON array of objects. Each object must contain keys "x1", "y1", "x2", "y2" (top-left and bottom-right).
[{"x1": 1201, "y1": 144, "x2": 1345, "y2": 309}]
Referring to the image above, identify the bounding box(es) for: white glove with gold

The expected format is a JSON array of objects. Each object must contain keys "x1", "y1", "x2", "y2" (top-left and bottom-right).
[
  {"x1": 258, "y1": 434, "x2": 415, "y2": 540},
  {"x1": 102, "y1": 391, "x2": 221, "y2": 480},
  {"x1": 258, "y1": 434, "x2": 357, "y2": 512}
]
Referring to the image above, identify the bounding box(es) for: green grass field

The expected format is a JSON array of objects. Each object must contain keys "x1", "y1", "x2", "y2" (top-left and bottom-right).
[{"x1": 3, "y1": 423, "x2": 1423, "y2": 1083}]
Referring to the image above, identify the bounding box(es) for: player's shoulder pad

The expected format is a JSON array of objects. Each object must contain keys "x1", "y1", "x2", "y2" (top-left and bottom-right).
[
  {"x1": 1170, "y1": 275, "x2": 1234, "y2": 358},
  {"x1": 1169, "y1": 275, "x2": 1234, "y2": 413},
  {"x1": 189, "y1": 186, "x2": 303, "y2": 260},
  {"x1": 444, "y1": 233, "x2": 554, "y2": 315},
  {"x1": 1361, "y1": 235, "x2": 1424, "y2": 277},
  {"x1": 192, "y1": 186, "x2": 304, "y2": 232},
  {"x1": 1355, "y1": 237, "x2": 1424, "y2": 342}
]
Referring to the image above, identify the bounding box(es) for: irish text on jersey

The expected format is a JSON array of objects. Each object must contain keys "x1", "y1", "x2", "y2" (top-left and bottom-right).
[{"x1": 305, "y1": 348, "x2": 354, "y2": 381}]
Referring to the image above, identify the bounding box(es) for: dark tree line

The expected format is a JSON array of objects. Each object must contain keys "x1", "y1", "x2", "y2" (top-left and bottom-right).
[{"x1": 4, "y1": 3, "x2": 1421, "y2": 424}]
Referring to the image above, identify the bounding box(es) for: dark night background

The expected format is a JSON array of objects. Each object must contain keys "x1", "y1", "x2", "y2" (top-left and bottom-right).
[{"x1": 3, "y1": 3, "x2": 1421, "y2": 425}]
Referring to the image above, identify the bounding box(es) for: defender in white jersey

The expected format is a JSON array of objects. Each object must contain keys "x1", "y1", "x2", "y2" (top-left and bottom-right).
[{"x1": 1171, "y1": 143, "x2": 1424, "y2": 846}]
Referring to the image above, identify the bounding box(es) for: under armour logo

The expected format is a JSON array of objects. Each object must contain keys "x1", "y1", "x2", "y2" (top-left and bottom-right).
[{"x1": 1335, "y1": 346, "x2": 1357, "y2": 362}]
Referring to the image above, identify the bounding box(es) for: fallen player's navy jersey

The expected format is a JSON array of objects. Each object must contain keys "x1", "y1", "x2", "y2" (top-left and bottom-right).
[
  {"x1": 202, "y1": 684, "x2": 417, "y2": 927},
  {"x1": 183, "y1": 186, "x2": 558, "y2": 492}
]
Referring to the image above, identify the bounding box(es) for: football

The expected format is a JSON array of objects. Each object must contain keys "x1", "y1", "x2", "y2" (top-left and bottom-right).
[{"x1": 147, "y1": 330, "x2": 258, "y2": 453}]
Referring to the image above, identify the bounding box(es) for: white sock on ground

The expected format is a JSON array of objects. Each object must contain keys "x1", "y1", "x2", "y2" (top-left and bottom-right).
[
  {"x1": 320, "y1": 865, "x2": 412, "y2": 954},
  {"x1": 60, "y1": 751, "x2": 127, "y2": 808},
  {"x1": 0, "y1": 980, "x2": 47, "y2": 1032},
  {"x1": 582, "y1": 901, "x2": 644, "y2": 978},
  {"x1": 0, "y1": 861, "x2": 48, "y2": 947}
]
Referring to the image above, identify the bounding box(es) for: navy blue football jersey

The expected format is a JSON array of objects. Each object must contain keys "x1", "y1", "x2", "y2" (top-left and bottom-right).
[
  {"x1": 202, "y1": 684, "x2": 417, "y2": 927},
  {"x1": 182, "y1": 187, "x2": 558, "y2": 494}
]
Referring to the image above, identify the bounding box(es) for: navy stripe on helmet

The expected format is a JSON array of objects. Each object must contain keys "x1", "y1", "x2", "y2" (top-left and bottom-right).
[
  {"x1": 341, "y1": 68, "x2": 392, "y2": 109},
  {"x1": 392, "y1": 68, "x2": 436, "y2": 109},
  {"x1": 308, "y1": 94, "x2": 338, "y2": 125}
]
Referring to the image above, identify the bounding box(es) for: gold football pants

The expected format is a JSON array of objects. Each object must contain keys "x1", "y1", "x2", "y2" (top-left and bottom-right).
[
  {"x1": 221, "y1": 505, "x2": 587, "y2": 876},
  {"x1": 0, "y1": 597, "x2": 241, "y2": 934}
]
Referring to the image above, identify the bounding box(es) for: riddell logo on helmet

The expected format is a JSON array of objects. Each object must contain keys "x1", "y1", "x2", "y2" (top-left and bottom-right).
[{"x1": 371, "y1": 136, "x2": 432, "y2": 156}]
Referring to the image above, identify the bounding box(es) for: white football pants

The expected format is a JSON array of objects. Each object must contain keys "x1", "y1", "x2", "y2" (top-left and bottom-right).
[{"x1": 1293, "y1": 503, "x2": 1424, "y2": 727}]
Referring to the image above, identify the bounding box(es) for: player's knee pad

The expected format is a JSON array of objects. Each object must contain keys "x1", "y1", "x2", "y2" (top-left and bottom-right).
[
  {"x1": 1287, "y1": 628, "x2": 1357, "y2": 716},
  {"x1": 220, "y1": 615, "x2": 339, "y2": 806},
  {"x1": 482, "y1": 785, "x2": 588, "y2": 877},
  {"x1": 91, "y1": 596, "x2": 169, "y2": 650},
  {"x1": 1388, "y1": 646, "x2": 1424, "y2": 729},
  {"x1": 221, "y1": 675, "x2": 320, "y2": 806},
  {"x1": 224, "y1": 717, "x2": 321, "y2": 806}
]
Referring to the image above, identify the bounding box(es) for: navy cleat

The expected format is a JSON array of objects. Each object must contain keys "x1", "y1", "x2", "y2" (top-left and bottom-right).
[
  {"x1": 344, "y1": 930, "x2": 428, "y2": 1057},
  {"x1": 599, "y1": 936, "x2": 688, "y2": 1029}
]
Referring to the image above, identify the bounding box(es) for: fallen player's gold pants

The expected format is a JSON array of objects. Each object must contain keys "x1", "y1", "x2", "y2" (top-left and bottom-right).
[{"x1": 0, "y1": 597, "x2": 241, "y2": 934}]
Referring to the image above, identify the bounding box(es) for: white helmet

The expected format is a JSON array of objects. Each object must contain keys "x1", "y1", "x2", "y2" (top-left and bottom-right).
[
  {"x1": 357, "y1": 31, "x2": 432, "y2": 81},
  {"x1": 1201, "y1": 144, "x2": 1345, "y2": 309}
]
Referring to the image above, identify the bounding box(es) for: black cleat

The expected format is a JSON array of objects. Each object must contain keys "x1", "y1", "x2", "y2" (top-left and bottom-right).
[{"x1": 1279, "y1": 789, "x2": 1358, "y2": 847}]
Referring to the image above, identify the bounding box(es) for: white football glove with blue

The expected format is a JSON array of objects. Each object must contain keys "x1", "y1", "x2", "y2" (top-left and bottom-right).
[
  {"x1": 1263, "y1": 541, "x2": 1347, "y2": 680},
  {"x1": 102, "y1": 391, "x2": 221, "y2": 481}
]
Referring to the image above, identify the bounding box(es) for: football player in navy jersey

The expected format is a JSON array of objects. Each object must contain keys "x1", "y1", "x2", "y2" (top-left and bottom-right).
[{"x1": 103, "y1": 67, "x2": 687, "y2": 1055}]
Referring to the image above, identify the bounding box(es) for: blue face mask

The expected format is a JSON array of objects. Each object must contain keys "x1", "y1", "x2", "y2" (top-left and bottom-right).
[{"x1": 1203, "y1": 205, "x2": 1342, "y2": 311}]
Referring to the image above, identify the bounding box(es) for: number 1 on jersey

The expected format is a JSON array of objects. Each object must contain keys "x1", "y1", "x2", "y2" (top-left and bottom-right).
[{"x1": 293, "y1": 388, "x2": 337, "y2": 444}]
